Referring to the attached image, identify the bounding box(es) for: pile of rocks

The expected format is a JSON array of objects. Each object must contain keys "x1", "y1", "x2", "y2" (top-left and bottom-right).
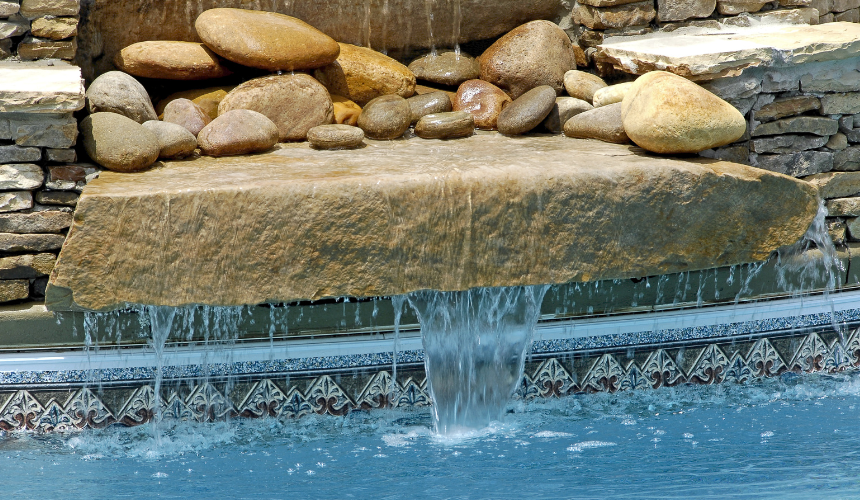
[{"x1": 0, "y1": 0, "x2": 79, "y2": 61}]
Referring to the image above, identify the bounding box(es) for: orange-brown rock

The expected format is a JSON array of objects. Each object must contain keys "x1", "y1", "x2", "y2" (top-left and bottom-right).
[
  {"x1": 195, "y1": 8, "x2": 340, "y2": 71},
  {"x1": 163, "y1": 98, "x2": 212, "y2": 136},
  {"x1": 114, "y1": 41, "x2": 233, "y2": 80},
  {"x1": 156, "y1": 86, "x2": 235, "y2": 120},
  {"x1": 478, "y1": 20, "x2": 577, "y2": 99},
  {"x1": 332, "y1": 95, "x2": 362, "y2": 126},
  {"x1": 453, "y1": 79, "x2": 512, "y2": 130},
  {"x1": 197, "y1": 109, "x2": 278, "y2": 156},
  {"x1": 218, "y1": 74, "x2": 334, "y2": 141},
  {"x1": 314, "y1": 43, "x2": 416, "y2": 106}
]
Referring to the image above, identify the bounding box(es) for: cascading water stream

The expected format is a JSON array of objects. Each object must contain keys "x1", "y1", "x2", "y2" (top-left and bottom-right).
[
  {"x1": 424, "y1": 0, "x2": 437, "y2": 55},
  {"x1": 146, "y1": 306, "x2": 176, "y2": 435},
  {"x1": 451, "y1": 0, "x2": 461, "y2": 54}
]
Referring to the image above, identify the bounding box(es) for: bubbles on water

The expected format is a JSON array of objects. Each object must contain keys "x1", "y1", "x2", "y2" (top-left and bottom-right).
[{"x1": 566, "y1": 441, "x2": 617, "y2": 452}]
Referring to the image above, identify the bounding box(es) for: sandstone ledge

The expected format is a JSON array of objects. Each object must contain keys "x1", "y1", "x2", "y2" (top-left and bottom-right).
[
  {"x1": 47, "y1": 133, "x2": 818, "y2": 311},
  {"x1": 0, "y1": 60, "x2": 85, "y2": 113}
]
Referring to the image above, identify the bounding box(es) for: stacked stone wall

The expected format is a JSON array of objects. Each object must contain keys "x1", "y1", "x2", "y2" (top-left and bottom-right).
[{"x1": 0, "y1": 0, "x2": 79, "y2": 61}]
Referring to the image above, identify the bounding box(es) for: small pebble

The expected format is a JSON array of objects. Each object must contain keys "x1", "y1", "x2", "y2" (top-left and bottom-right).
[
  {"x1": 357, "y1": 95, "x2": 411, "y2": 140},
  {"x1": 307, "y1": 124, "x2": 365, "y2": 149},
  {"x1": 497, "y1": 85, "x2": 557, "y2": 135},
  {"x1": 414, "y1": 111, "x2": 475, "y2": 139},
  {"x1": 408, "y1": 91, "x2": 453, "y2": 124}
]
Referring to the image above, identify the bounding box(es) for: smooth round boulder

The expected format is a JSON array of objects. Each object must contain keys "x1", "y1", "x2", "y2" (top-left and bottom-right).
[
  {"x1": 356, "y1": 95, "x2": 411, "y2": 140},
  {"x1": 408, "y1": 51, "x2": 480, "y2": 86},
  {"x1": 479, "y1": 20, "x2": 576, "y2": 99},
  {"x1": 564, "y1": 102, "x2": 629, "y2": 144},
  {"x1": 195, "y1": 8, "x2": 340, "y2": 71},
  {"x1": 114, "y1": 41, "x2": 233, "y2": 80},
  {"x1": 81, "y1": 112, "x2": 160, "y2": 172},
  {"x1": 593, "y1": 82, "x2": 635, "y2": 108},
  {"x1": 163, "y1": 98, "x2": 211, "y2": 136},
  {"x1": 332, "y1": 95, "x2": 362, "y2": 126},
  {"x1": 414, "y1": 111, "x2": 475, "y2": 139},
  {"x1": 218, "y1": 74, "x2": 334, "y2": 141},
  {"x1": 142, "y1": 120, "x2": 197, "y2": 159},
  {"x1": 314, "y1": 43, "x2": 416, "y2": 106},
  {"x1": 542, "y1": 97, "x2": 593, "y2": 134},
  {"x1": 563, "y1": 70, "x2": 607, "y2": 104},
  {"x1": 453, "y1": 79, "x2": 512, "y2": 130},
  {"x1": 197, "y1": 109, "x2": 279, "y2": 157},
  {"x1": 497, "y1": 85, "x2": 556, "y2": 135},
  {"x1": 156, "y1": 86, "x2": 235, "y2": 120},
  {"x1": 307, "y1": 124, "x2": 365, "y2": 149},
  {"x1": 621, "y1": 71, "x2": 747, "y2": 154},
  {"x1": 407, "y1": 91, "x2": 453, "y2": 124},
  {"x1": 86, "y1": 71, "x2": 157, "y2": 124}
]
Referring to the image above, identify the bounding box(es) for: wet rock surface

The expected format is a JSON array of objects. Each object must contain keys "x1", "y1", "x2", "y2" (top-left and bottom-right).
[
  {"x1": 307, "y1": 124, "x2": 365, "y2": 149},
  {"x1": 86, "y1": 71, "x2": 157, "y2": 124},
  {"x1": 80, "y1": 112, "x2": 160, "y2": 172},
  {"x1": 197, "y1": 109, "x2": 279, "y2": 157},
  {"x1": 332, "y1": 95, "x2": 362, "y2": 126},
  {"x1": 497, "y1": 86, "x2": 557, "y2": 135},
  {"x1": 114, "y1": 41, "x2": 233, "y2": 80},
  {"x1": 408, "y1": 52, "x2": 481, "y2": 87},
  {"x1": 564, "y1": 102, "x2": 629, "y2": 144},
  {"x1": 314, "y1": 43, "x2": 416, "y2": 106},
  {"x1": 414, "y1": 111, "x2": 475, "y2": 139},
  {"x1": 408, "y1": 92, "x2": 453, "y2": 124},
  {"x1": 453, "y1": 79, "x2": 512, "y2": 130},
  {"x1": 357, "y1": 95, "x2": 411, "y2": 140}
]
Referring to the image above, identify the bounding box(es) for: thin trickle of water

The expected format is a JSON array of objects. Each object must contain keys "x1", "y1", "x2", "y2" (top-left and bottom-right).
[
  {"x1": 390, "y1": 296, "x2": 407, "y2": 400},
  {"x1": 362, "y1": 0, "x2": 372, "y2": 48},
  {"x1": 452, "y1": 0, "x2": 462, "y2": 54},
  {"x1": 146, "y1": 306, "x2": 177, "y2": 437},
  {"x1": 424, "y1": 0, "x2": 436, "y2": 55}
]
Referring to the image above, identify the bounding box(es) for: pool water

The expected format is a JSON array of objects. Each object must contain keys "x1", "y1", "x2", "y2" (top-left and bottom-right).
[{"x1": 4, "y1": 372, "x2": 860, "y2": 499}]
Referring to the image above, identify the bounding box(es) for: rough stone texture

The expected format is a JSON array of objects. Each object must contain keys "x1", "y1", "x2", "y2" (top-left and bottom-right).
[
  {"x1": 753, "y1": 96, "x2": 821, "y2": 122},
  {"x1": 11, "y1": 113, "x2": 77, "y2": 148},
  {"x1": 658, "y1": 0, "x2": 716, "y2": 21},
  {"x1": 700, "y1": 74, "x2": 761, "y2": 101},
  {"x1": 752, "y1": 116, "x2": 839, "y2": 137},
  {"x1": 408, "y1": 52, "x2": 480, "y2": 87},
  {"x1": 717, "y1": 0, "x2": 768, "y2": 14},
  {"x1": 156, "y1": 86, "x2": 233, "y2": 121},
  {"x1": 219, "y1": 74, "x2": 334, "y2": 142},
  {"x1": 0, "y1": 280, "x2": 28, "y2": 303},
  {"x1": 0, "y1": 145, "x2": 40, "y2": 164},
  {"x1": 592, "y1": 82, "x2": 634, "y2": 108},
  {"x1": 17, "y1": 36, "x2": 76, "y2": 60},
  {"x1": 542, "y1": 97, "x2": 593, "y2": 134},
  {"x1": 357, "y1": 95, "x2": 411, "y2": 140},
  {"x1": 20, "y1": 0, "x2": 79, "y2": 18},
  {"x1": 45, "y1": 134, "x2": 818, "y2": 312},
  {"x1": 573, "y1": 1, "x2": 657, "y2": 30},
  {"x1": 827, "y1": 133, "x2": 849, "y2": 151},
  {"x1": 415, "y1": 111, "x2": 475, "y2": 140},
  {"x1": 307, "y1": 124, "x2": 364, "y2": 150},
  {"x1": 699, "y1": 144, "x2": 751, "y2": 164},
  {"x1": 833, "y1": 0, "x2": 860, "y2": 11},
  {"x1": 0, "y1": 211, "x2": 70, "y2": 234},
  {"x1": 0, "y1": 253, "x2": 55, "y2": 280},
  {"x1": 452, "y1": 80, "x2": 512, "y2": 130},
  {"x1": 45, "y1": 164, "x2": 100, "y2": 191},
  {"x1": 163, "y1": 98, "x2": 211, "y2": 137},
  {"x1": 0, "y1": 1, "x2": 20, "y2": 17},
  {"x1": 828, "y1": 218, "x2": 847, "y2": 243},
  {"x1": 0, "y1": 61, "x2": 84, "y2": 114},
  {"x1": 332, "y1": 96, "x2": 362, "y2": 126},
  {"x1": 564, "y1": 102, "x2": 628, "y2": 144},
  {"x1": 750, "y1": 134, "x2": 829, "y2": 154},
  {"x1": 0, "y1": 191, "x2": 33, "y2": 212},
  {"x1": 835, "y1": 7, "x2": 860, "y2": 21},
  {"x1": 86, "y1": 71, "x2": 157, "y2": 124},
  {"x1": 821, "y1": 93, "x2": 860, "y2": 115},
  {"x1": 479, "y1": 20, "x2": 576, "y2": 99},
  {"x1": 408, "y1": 92, "x2": 453, "y2": 124},
  {"x1": 142, "y1": 121, "x2": 198, "y2": 160},
  {"x1": 799, "y1": 67, "x2": 860, "y2": 93},
  {"x1": 0, "y1": 232, "x2": 64, "y2": 251},
  {"x1": 847, "y1": 216, "x2": 860, "y2": 240},
  {"x1": 30, "y1": 16, "x2": 77, "y2": 40},
  {"x1": 563, "y1": 70, "x2": 607, "y2": 104},
  {"x1": 496, "y1": 86, "x2": 556, "y2": 136},
  {"x1": 805, "y1": 171, "x2": 860, "y2": 198},
  {"x1": 0, "y1": 163, "x2": 43, "y2": 190},
  {"x1": 76, "y1": 0, "x2": 559, "y2": 80},
  {"x1": 752, "y1": 151, "x2": 834, "y2": 177},
  {"x1": 826, "y1": 197, "x2": 860, "y2": 216},
  {"x1": 0, "y1": 14, "x2": 30, "y2": 39},
  {"x1": 314, "y1": 43, "x2": 415, "y2": 106},
  {"x1": 35, "y1": 191, "x2": 78, "y2": 206},
  {"x1": 80, "y1": 113, "x2": 160, "y2": 173},
  {"x1": 115, "y1": 41, "x2": 233, "y2": 81},
  {"x1": 621, "y1": 71, "x2": 746, "y2": 155},
  {"x1": 835, "y1": 146, "x2": 860, "y2": 171},
  {"x1": 197, "y1": 109, "x2": 279, "y2": 157}
]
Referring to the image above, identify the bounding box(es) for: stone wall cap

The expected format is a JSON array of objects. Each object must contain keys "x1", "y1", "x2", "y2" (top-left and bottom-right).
[{"x1": 0, "y1": 60, "x2": 85, "y2": 113}]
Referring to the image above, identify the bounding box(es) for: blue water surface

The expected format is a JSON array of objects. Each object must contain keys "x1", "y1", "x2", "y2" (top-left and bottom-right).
[{"x1": 4, "y1": 372, "x2": 860, "y2": 499}]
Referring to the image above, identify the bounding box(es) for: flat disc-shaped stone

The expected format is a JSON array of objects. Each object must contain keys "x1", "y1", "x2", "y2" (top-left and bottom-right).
[{"x1": 114, "y1": 41, "x2": 233, "y2": 80}]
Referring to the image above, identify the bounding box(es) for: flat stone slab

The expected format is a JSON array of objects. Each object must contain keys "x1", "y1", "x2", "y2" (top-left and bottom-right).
[
  {"x1": 0, "y1": 60, "x2": 85, "y2": 113},
  {"x1": 46, "y1": 133, "x2": 818, "y2": 311},
  {"x1": 598, "y1": 22, "x2": 860, "y2": 80}
]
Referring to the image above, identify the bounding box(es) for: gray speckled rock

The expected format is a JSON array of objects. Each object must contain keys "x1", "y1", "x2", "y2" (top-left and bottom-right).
[
  {"x1": 86, "y1": 71, "x2": 157, "y2": 124},
  {"x1": 142, "y1": 120, "x2": 198, "y2": 159},
  {"x1": 81, "y1": 112, "x2": 160, "y2": 172},
  {"x1": 198, "y1": 110, "x2": 279, "y2": 157},
  {"x1": 414, "y1": 111, "x2": 475, "y2": 139},
  {"x1": 542, "y1": 97, "x2": 593, "y2": 134},
  {"x1": 563, "y1": 102, "x2": 629, "y2": 144},
  {"x1": 357, "y1": 95, "x2": 411, "y2": 140},
  {"x1": 408, "y1": 51, "x2": 481, "y2": 86},
  {"x1": 307, "y1": 124, "x2": 365, "y2": 149},
  {"x1": 407, "y1": 91, "x2": 453, "y2": 124},
  {"x1": 496, "y1": 85, "x2": 556, "y2": 135}
]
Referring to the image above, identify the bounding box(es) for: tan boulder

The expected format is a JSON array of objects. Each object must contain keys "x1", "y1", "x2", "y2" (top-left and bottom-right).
[
  {"x1": 163, "y1": 98, "x2": 212, "y2": 136},
  {"x1": 80, "y1": 112, "x2": 160, "y2": 172},
  {"x1": 479, "y1": 20, "x2": 576, "y2": 99},
  {"x1": 198, "y1": 109, "x2": 279, "y2": 156},
  {"x1": 563, "y1": 70, "x2": 607, "y2": 104},
  {"x1": 156, "y1": 86, "x2": 235, "y2": 120},
  {"x1": 453, "y1": 79, "x2": 512, "y2": 130},
  {"x1": 114, "y1": 41, "x2": 233, "y2": 80},
  {"x1": 314, "y1": 43, "x2": 416, "y2": 106},
  {"x1": 621, "y1": 71, "x2": 747, "y2": 154},
  {"x1": 218, "y1": 74, "x2": 334, "y2": 142}
]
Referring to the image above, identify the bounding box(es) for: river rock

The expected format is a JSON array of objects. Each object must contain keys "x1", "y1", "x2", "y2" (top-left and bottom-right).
[
  {"x1": 542, "y1": 97, "x2": 594, "y2": 134},
  {"x1": 307, "y1": 124, "x2": 365, "y2": 149},
  {"x1": 479, "y1": 20, "x2": 576, "y2": 99},
  {"x1": 81, "y1": 112, "x2": 160, "y2": 172},
  {"x1": 563, "y1": 70, "x2": 607, "y2": 104},
  {"x1": 621, "y1": 71, "x2": 747, "y2": 154},
  {"x1": 564, "y1": 102, "x2": 629, "y2": 144},
  {"x1": 572, "y1": 1, "x2": 658, "y2": 29},
  {"x1": 142, "y1": 121, "x2": 198, "y2": 159},
  {"x1": 497, "y1": 85, "x2": 556, "y2": 135},
  {"x1": 357, "y1": 95, "x2": 411, "y2": 140},
  {"x1": 197, "y1": 109, "x2": 279, "y2": 157},
  {"x1": 163, "y1": 98, "x2": 212, "y2": 136},
  {"x1": 314, "y1": 43, "x2": 416, "y2": 106},
  {"x1": 114, "y1": 41, "x2": 233, "y2": 81},
  {"x1": 156, "y1": 86, "x2": 234, "y2": 120},
  {"x1": 408, "y1": 51, "x2": 480, "y2": 86},
  {"x1": 86, "y1": 71, "x2": 157, "y2": 124},
  {"x1": 414, "y1": 111, "x2": 475, "y2": 139},
  {"x1": 408, "y1": 91, "x2": 453, "y2": 124},
  {"x1": 593, "y1": 82, "x2": 635, "y2": 108},
  {"x1": 218, "y1": 74, "x2": 334, "y2": 142},
  {"x1": 195, "y1": 8, "x2": 340, "y2": 71},
  {"x1": 453, "y1": 79, "x2": 512, "y2": 130},
  {"x1": 332, "y1": 95, "x2": 362, "y2": 126}
]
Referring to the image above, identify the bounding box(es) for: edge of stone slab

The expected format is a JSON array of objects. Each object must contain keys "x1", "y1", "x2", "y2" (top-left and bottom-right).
[{"x1": 0, "y1": 60, "x2": 85, "y2": 113}]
